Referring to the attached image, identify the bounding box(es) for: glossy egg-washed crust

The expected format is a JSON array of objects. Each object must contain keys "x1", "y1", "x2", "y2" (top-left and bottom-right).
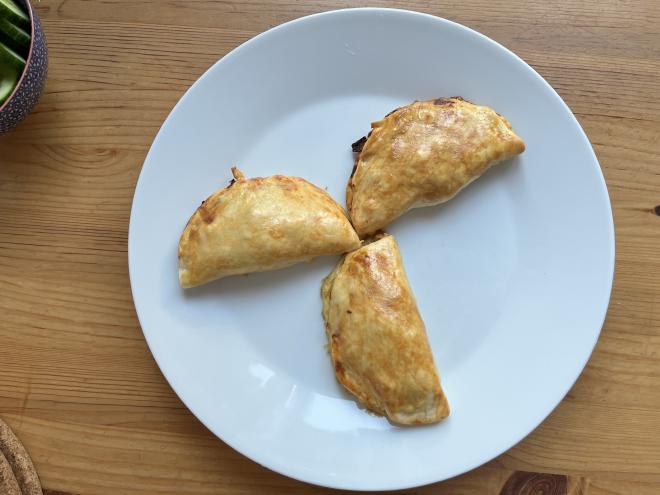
[
  {"x1": 321, "y1": 233, "x2": 449, "y2": 425},
  {"x1": 347, "y1": 97, "x2": 526, "y2": 236},
  {"x1": 178, "y1": 167, "x2": 361, "y2": 288}
]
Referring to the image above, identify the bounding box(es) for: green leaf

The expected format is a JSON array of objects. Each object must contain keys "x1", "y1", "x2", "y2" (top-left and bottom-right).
[
  {"x1": 0, "y1": 62, "x2": 20, "y2": 105},
  {"x1": 0, "y1": 39, "x2": 25, "y2": 72},
  {"x1": 0, "y1": 0, "x2": 30, "y2": 30},
  {"x1": 0, "y1": 16, "x2": 30, "y2": 57}
]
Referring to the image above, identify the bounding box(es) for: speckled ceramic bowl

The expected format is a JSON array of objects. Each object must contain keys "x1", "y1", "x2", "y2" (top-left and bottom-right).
[{"x1": 0, "y1": 0, "x2": 48, "y2": 133}]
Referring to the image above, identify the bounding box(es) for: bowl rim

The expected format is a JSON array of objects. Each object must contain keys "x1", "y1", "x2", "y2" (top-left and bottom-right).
[{"x1": 0, "y1": 0, "x2": 36, "y2": 113}]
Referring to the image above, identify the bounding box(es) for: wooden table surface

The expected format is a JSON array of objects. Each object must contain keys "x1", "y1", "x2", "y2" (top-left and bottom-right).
[{"x1": 1, "y1": 1, "x2": 659, "y2": 494}]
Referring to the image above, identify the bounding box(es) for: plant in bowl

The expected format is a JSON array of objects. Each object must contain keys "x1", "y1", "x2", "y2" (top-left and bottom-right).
[{"x1": 0, "y1": 0, "x2": 47, "y2": 133}]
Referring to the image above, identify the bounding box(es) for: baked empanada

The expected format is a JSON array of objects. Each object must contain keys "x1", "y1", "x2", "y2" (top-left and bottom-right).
[
  {"x1": 179, "y1": 167, "x2": 361, "y2": 288},
  {"x1": 321, "y1": 233, "x2": 449, "y2": 425},
  {"x1": 347, "y1": 97, "x2": 525, "y2": 236}
]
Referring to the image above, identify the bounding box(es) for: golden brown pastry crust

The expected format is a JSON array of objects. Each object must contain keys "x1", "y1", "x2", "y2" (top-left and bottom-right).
[
  {"x1": 179, "y1": 167, "x2": 361, "y2": 288},
  {"x1": 347, "y1": 97, "x2": 526, "y2": 236},
  {"x1": 321, "y1": 233, "x2": 449, "y2": 425}
]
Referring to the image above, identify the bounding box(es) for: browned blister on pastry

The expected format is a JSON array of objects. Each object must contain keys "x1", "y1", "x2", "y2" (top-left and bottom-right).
[
  {"x1": 347, "y1": 97, "x2": 525, "y2": 236},
  {"x1": 179, "y1": 167, "x2": 361, "y2": 288},
  {"x1": 321, "y1": 233, "x2": 449, "y2": 425}
]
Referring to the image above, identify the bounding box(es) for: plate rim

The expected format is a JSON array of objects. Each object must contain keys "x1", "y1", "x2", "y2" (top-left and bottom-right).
[{"x1": 128, "y1": 7, "x2": 616, "y2": 490}]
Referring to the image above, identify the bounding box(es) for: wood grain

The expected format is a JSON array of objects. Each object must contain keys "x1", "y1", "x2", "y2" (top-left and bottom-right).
[{"x1": 1, "y1": 0, "x2": 659, "y2": 493}]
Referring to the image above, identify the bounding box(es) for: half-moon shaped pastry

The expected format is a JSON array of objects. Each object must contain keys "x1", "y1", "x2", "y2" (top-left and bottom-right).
[
  {"x1": 321, "y1": 233, "x2": 449, "y2": 425},
  {"x1": 347, "y1": 97, "x2": 525, "y2": 236},
  {"x1": 179, "y1": 168, "x2": 361, "y2": 288}
]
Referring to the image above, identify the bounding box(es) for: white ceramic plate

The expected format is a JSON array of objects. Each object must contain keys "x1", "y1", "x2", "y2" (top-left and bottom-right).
[{"x1": 129, "y1": 8, "x2": 614, "y2": 491}]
